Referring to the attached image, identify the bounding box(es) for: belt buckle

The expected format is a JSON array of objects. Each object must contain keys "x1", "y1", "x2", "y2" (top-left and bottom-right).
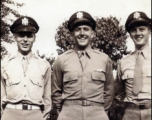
[
  {"x1": 82, "y1": 100, "x2": 91, "y2": 106},
  {"x1": 139, "y1": 104, "x2": 145, "y2": 109},
  {"x1": 22, "y1": 104, "x2": 28, "y2": 110}
]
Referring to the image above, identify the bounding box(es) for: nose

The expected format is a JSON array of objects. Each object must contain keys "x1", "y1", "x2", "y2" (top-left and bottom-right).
[
  {"x1": 136, "y1": 29, "x2": 141, "y2": 35},
  {"x1": 23, "y1": 36, "x2": 28, "y2": 42},
  {"x1": 80, "y1": 29, "x2": 84, "y2": 35}
]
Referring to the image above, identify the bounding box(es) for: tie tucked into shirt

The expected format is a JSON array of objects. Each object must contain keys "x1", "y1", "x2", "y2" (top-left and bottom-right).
[
  {"x1": 22, "y1": 57, "x2": 28, "y2": 75},
  {"x1": 133, "y1": 51, "x2": 144, "y2": 95}
]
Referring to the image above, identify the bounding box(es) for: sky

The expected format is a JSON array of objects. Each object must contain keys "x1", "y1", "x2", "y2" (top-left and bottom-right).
[{"x1": 2, "y1": 0, "x2": 151, "y2": 57}]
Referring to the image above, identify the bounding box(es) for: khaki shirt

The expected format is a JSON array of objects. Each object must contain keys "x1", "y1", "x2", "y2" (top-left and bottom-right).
[
  {"x1": 1, "y1": 52, "x2": 52, "y2": 115},
  {"x1": 52, "y1": 47, "x2": 114, "y2": 112},
  {"x1": 116, "y1": 46, "x2": 151, "y2": 104}
]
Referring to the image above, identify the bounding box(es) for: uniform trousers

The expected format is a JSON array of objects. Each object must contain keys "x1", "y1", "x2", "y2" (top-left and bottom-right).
[
  {"x1": 1, "y1": 108, "x2": 45, "y2": 120},
  {"x1": 57, "y1": 103, "x2": 109, "y2": 120},
  {"x1": 122, "y1": 108, "x2": 151, "y2": 120}
]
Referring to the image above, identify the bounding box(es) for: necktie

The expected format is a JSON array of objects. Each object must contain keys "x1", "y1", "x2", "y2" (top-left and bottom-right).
[
  {"x1": 78, "y1": 51, "x2": 87, "y2": 69},
  {"x1": 22, "y1": 57, "x2": 28, "y2": 74},
  {"x1": 133, "y1": 51, "x2": 144, "y2": 95},
  {"x1": 78, "y1": 51, "x2": 85, "y2": 58}
]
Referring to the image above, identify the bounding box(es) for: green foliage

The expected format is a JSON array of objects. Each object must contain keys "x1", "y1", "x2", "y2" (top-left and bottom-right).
[{"x1": 55, "y1": 16, "x2": 131, "y2": 70}]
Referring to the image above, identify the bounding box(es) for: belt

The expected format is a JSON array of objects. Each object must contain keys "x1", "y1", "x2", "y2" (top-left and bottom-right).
[
  {"x1": 126, "y1": 102, "x2": 151, "y2": 110},
  {"x1": 64, "y1": 100, "x2": 104, "y2": 106},
  {"x1": 6, "y1": 103, "x2": 40, "y2": 110}
]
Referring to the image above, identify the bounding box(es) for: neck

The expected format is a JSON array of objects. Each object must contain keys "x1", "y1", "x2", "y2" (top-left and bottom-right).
[
  {"x1": 18, "y1": 50, "x2": 31, "y2": 56},
  {"x1": 75, "y1": 44, "x2": 91, "y2": 51},
  {"x1": 135, "y1": 43, "x2": 149, "y2": 51}
]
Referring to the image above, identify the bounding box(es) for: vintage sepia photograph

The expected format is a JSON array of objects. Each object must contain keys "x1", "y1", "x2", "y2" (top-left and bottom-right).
[{"x1": 1, "y1": 0, "x2": 151, "y2": 120}]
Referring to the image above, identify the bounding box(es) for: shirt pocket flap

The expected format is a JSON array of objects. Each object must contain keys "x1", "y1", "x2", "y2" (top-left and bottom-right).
[
  {"x1": 122, "y1": 70, "x2": 134, "y2": 80},
  {"x1": 63, "y1": 72, "x2": 78, "y2": 82},
  {"x1": 30, "y1": 76, "x2": 43, "y2": 87},
  {"x1": 92, "y1": 71, "x2": 105, "y2": 81},
  {"x1": 6, "y1": 76, "x2": 21, "y2": 86}
]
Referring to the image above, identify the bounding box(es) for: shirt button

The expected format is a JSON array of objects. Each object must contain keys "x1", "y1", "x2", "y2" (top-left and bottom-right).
[
  {"x1": 24, "y1": 85, "x2": 26, "y2": 87},
  {"x1": 39, "y1": 101, "x2": 42, "y2": 103},
  {"x1": 24, "y1": 95, "x2": 26, "y2": 97}
]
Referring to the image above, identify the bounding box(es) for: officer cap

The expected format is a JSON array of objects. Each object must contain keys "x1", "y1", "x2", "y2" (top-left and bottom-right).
[
  {"x1": 10, "y1": 16, "x2": 39, "y2": 33},
  {"x1": 67, "y1": 11, "x2": 96, "y2": 32},
  {"x1": 125, "y1": 11, "x2": 151, "y2": 32}
]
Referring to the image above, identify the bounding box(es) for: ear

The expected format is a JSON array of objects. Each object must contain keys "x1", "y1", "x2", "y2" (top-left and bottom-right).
[
  {"x1": 91, "y1": 30, "x2": 95, "y2": 39},
  {"x1": 33, "y1": 34, "x2": 36, "y2": 42},
  {"x1": 13, "y1": 33, "x2": 17, "y2": 41}
]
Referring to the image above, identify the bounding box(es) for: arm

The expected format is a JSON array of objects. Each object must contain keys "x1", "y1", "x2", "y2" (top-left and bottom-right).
[
  {"x1": 115, "y1": 61, "x2": 126, "y2": 102},
  {"x1": 51, "y1": 57, "x2": 63, "y2": 113},
  {"x1": 104, "y1": 57, "x2": 115, "y2": 111},
  {"x1": 43, "y1": 64, "x2": 52, "y2": 118},
  {"x1": 1, "y1": 66, "x2": 7, "y2": 116}
]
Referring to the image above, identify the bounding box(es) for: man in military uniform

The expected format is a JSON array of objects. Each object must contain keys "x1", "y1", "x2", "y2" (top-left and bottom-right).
[
  {"x1": 116, "y1": 11, "x2": 151, "y2": 120},
  {"x1": 52, "y1": 11, "x2": 114, "y2": 120},
  {"x1": 1, "y1": 16, "x2": 52, "y2": 120}
]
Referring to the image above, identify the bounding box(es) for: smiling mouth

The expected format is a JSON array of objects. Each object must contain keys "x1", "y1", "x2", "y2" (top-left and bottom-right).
[
  {"x1": 135, "y1": 37, "x2": 143, "y2": 41},
  {"x1": 21, "y1": 43, "x2": 29, "y2": 48}
]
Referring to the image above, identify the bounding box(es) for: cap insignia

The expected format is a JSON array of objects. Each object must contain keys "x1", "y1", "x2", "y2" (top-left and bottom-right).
[
  {"x1": 76, "y1": 12, "x2": 83, "y2": 19},
  {"x1": 22, "y1": 17, "x2": 29, "y2": 25},
  {"x1": 133, "y1": 12, "x2": 140, "y2": 19}
]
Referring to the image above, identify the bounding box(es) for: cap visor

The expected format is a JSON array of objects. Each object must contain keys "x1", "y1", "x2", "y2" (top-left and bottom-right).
[{"x1": 14, "y1": 26, "x2": 36, "y2": 33}]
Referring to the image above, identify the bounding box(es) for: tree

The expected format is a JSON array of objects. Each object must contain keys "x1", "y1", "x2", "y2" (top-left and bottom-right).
[
  {"x1": 35, "y1": 50, "x2": 55, "y2": 70},
  {"x1": 55, "y1": 16, "x2": 131, "y2": 70},
  {"x1": 1, "y1": 0, "x2": 24, "y2": 59}
]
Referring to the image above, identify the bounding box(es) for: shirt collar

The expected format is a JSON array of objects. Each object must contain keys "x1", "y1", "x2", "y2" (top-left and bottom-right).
[
  {"x1": 74, "y1": 45, "x2": 92, "y2": 59},
  {"x1": 16, "y1": 51, "x2": 33, "y2": 64},
  {"x1": 134, "y1": 45, "x2": 151, "y2": 59}
]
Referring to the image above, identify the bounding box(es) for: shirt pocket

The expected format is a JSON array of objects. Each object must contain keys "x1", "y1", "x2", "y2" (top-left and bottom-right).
[
  {"x1": 6, "y1": 75, "x2": 21, "y2": 86},
  {"x1": 122, "y1": 69, "x2": 134, "y2": 85},
  {"x1": 144, "y1": 70, "x2": 151, "y2": 84},
  {"x1": 147, "y1": 70, "x2": 151, "y2": 78},
  {"x1": 63, "y1": 72, "x2": 78, "y2": 91},
  {"x1": 6, "y1": 76, "x2": 21, "y2": 99},
  {"x1": 28, "y1": 76, "x2": 44, "y2": 100},
  {"x1": 122, "y1": 69, "x2": 134, "y2": 80},
  {"x1": 63, "y1": 72, "x2": 78, "y2": 83},
  {"x1": 91, "y1": 71, "x2": 106, "y2": 84}
]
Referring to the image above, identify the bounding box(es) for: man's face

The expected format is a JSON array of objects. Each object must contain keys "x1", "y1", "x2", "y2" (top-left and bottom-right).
[
  {"x1": 14, "y1": 32, "x2": 35, "y2": 55},
  {"x1": 129, "y1": 25, "x2": 151, "y2": 49},
  {"x1": 72, "y1": 25, "x2": 94, "y2": 50}
]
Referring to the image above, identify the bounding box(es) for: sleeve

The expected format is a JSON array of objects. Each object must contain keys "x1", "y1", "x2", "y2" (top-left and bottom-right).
[
  {"x1": 115, "y1": 61, "x2": 126, "y2": 102},
  {"x1": 104, "y1": 57, "x2": 115, "y2": 111},
  {"x1": 51, "y1": 57, "x2": 63, "y2": 113},
  {"x1": 42, "y1": 63, "x2": 52, "y2": 117},
  {"x1": 1, "y1": 65, "x2": 7, "y2": 116}
]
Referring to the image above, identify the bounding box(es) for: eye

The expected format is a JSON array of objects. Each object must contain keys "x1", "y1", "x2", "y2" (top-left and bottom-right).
[
  {"x1": 17, "y1": 32, "x2": 34, "y2": 38},
  {"x1": 74, "y1": 27, "x2": 80, "y2": 32},
  {"x1": 27, "y1": 33, "x2": 33, "y2": 38},
  {"x1": 83, "y1": 27, "x2": 89, "y2": 31},
  {"x1": 18, "y1": 33, "x2": 25, "y2": 37},
  {"x1": 130, "y1": 29, "x2": 136, "y2": 33},
  {"x1": 139, "y1": 28, "x2": 145, "y2": 31}
]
